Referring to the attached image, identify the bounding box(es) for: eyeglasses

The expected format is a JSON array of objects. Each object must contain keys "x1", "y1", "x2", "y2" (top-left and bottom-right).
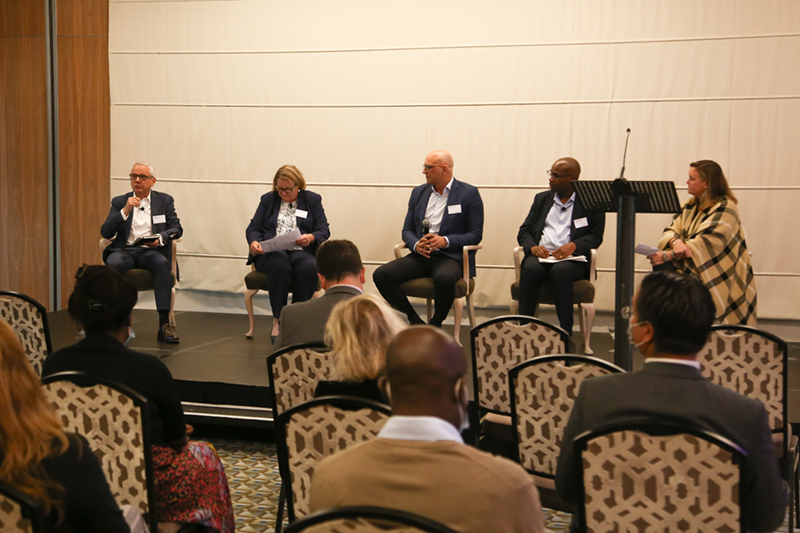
[
  {"x1": 277, "y1": 185, "x2": 297, "y2": 194},
  {"x1": 547, "y1": 170, "x2": 574, "y2": 179},
  {"x1": 129, "y1": 174, "x2": 153, "y2": 181},
  {"x1": 423, "y1": 164, "x2": 446, "y2": 172}
]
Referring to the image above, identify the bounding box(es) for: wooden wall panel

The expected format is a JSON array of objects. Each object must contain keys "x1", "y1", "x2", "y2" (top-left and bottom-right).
[
  {"x1": 0, "y1": 1, "x2": 50, "y2": 308},
  {"x1": 57, "y1": 0, "x2": 110, "y2": 306}
]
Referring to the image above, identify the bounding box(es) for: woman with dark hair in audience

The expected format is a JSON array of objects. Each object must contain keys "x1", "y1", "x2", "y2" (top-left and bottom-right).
[
  {"x1": 0, "y1": 320, "x2": 130, "y2": 532},
  {"x1": 41, "y1": 265, "x2": 234, "y2": 533},
  {"x1": 648, "y1": 160, "x2": 756, "y2": 325},
  {"x1": 314, "y1": 294, "x2": 407, "y2": 403}
]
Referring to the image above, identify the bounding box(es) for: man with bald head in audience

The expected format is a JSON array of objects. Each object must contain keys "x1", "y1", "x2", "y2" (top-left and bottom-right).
[
  {"x1": 374, "y1": 150, "x2": 484, "y2": 327},
  {"x1": 517, "y1": 157, "x2": 605, "y2": 340},
  {"x1": 310, "y1": 326, "x2": 545, "y2": 533}
]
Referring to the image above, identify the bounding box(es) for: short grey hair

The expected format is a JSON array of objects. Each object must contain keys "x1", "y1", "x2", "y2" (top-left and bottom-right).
[{"x1": 132, "y1": 161, "x2": 156, "y2": 179}]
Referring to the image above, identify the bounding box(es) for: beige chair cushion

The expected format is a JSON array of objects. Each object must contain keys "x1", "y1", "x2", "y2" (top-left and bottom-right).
[
  {"x1": 245, "y1": 270, "x2": 270, "y2": 291},
  {"x1": 399, "y1": 277, "x2": 473, "y2": 299},
  {"x1": 510, "y1": 279, "x2": 594, "y2": 304}
]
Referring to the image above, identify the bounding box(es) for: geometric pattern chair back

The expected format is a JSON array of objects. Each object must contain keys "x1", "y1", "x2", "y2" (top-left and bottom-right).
[
  {"x1": 40, "y1": 372, "x2": 156, "y2": 531},
  {"x1": 267, "y1": 343, "x2": 332, "y2": 417},
  {"x1": 576, "y1": 423, "x2": 745, "y2": 533},
  {"x1": 470, "y1": 316, "x2": 569, "y2": 415},
  {"x1": 0, "y1": 481, "x2": 44, "y2": 533},
  {"x1": 509, "y1": 355, "x2": 623, "y2": 477},
  {"x1": 697, "y1": 325, "x2": 788, "y2": 449},
  {"x1": 284, "y1": 506, "x2": 459, "y2": 533},
  {"x1": 276, "y1": 397, "x2": 391, "y2": 523},
  {"x1": 0, "y1": 291, "x2": 52, "y2": 377}
]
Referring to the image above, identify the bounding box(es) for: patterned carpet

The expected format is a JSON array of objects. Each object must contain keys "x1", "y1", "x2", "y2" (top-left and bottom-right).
[{"x1": 207, "y1": 436, "x2": 791, "y2": 533}]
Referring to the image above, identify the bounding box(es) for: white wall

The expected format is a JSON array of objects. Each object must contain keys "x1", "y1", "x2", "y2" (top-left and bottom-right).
[{"x1": 109, "y1": 0, "x2": 800, "y2": 319}]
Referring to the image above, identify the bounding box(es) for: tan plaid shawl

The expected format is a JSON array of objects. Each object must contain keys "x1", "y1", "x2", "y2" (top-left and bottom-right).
[{"x1": 658, "y1": 196, "x2": 757, "y2": 325}]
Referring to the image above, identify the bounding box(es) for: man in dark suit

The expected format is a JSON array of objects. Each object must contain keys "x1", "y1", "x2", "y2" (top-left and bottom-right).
[
  {"x1": 556, "y1": 271, "x2": 786, "y2": 533},
  {"x1": 517, "y1": 157, "x2": 605, "y2": 336},
  {"x1": 374, "y1": 150, "x2": 484, "y2": 327},
  {"x1": 101, "y1": 162, "x2": 182, "y2": 343},
  {"x1": 273, "y1": 240, "x2": 365, "y2": 351}
]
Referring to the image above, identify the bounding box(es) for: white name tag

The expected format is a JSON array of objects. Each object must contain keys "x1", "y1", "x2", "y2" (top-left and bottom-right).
[
  {"x1": 574, "y1": 217, "x2": 588, "y2": 229},
  {"x1": 153, "y1": 214, "x2": 166, "y2": 224},
  {"x1": 295, "y1": 209, "x2": 308, "y2": 219},
  {"x1": 447, "y1": 204, "x2": 462, "y2": 214}
]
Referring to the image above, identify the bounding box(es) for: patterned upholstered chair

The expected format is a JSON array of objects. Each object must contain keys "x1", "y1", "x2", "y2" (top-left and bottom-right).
[
  {"x1": 0, "y1": 481, "x2": 44, "y2": 533},
  {"x1": 275, "y1": 397, "x2": 391, "y2": 533},
  {"x1": 509, "y1": 247, "x2": 598, "y2": 354},
  {"x1": 392, "y1": 243, "x2": 482, "y2": 341},
  {"x1": 244, "y1": 266, "x2": 324, "y2": 338},
  {"x1": 508, "y1": 355, "x2": 623, "y2": 511},
  {"x1": 0, "y1": 291, "x2": 52, "y2": 376},
  {"x1": 574, "y1": 422, "x2": 746, "y2": 533},
  {"x1": 40, "y1": 371, "x2": 158, "y2": 533},
  {"x1": 698, "y1": 324, "x2": 798, "y2": 529},
  {"x1": 284, "y1": 506, "x2": 459, "y2": 533},
  {"x1": 267, "y1": 342, "x2": 331, "y2": 417},
  {"x1": 100, "y1": 237, "x2": 180, "y2": 326}
]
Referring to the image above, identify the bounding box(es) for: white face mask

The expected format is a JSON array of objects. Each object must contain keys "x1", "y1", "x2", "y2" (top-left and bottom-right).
[
  {"x1": 454, "y1": 377, "x2": 469, "y2": 432},
  {"x1": 627, "y1": 320, "x2": 647, "y2": 347},
  {"x1": 124, "y1": 326, "x2": 136, "y2": 346}
]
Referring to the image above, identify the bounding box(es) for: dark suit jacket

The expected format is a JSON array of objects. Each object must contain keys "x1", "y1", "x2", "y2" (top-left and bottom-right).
[
  {"x1": 100, "y1": 190, "x2": 183, "y2": 264},
  {"x1": 555, "y1": 362, "x2": 786, "y2": 533},
  {"x1": 517, "y1": 190, "x2": 605, "y2": 262},
  {"x1": 401, "y1": 178, "x2": 484, "y2": 277},
  {"x1": 272, "y1": 285, "x2": 362, "y2": 351},
  {"x1": 245, "y1": 189, "x2": 330, "y2": 264}
]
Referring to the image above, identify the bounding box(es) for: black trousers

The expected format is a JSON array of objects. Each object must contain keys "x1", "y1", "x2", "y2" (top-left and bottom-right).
[
  {"x1": 518, "y1": 255, "x2": 588, "y2": 335},
  {"x1": 106, "y1": 247, "x2": 172, "y2": 311},
  {"x1": 253, "y1": 249, "x2": 317, "y2": 319},
  {"x1": 373, "y1": 253, "x2": 461, "y2": 326}
]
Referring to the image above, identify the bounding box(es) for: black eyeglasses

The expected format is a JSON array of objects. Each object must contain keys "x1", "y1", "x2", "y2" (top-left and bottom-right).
[
  {"x1": 547, "y1": 170, "x2": 574, "y2": 179},
  {"x1": 129, "y1": 173, "x2": 153, "y2": 181},
  {"x1": 277, "y1": 185, "x2": 297, "y2": 194},
  {"x1": 423, "y1": 165, "x2": 446, "y2": 172}
]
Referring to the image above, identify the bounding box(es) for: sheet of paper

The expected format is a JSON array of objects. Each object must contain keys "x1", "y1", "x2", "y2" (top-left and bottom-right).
[
  {"x1": 538, "y1": 255, "x2": 588, "y2": 264},
  {"x1": 259, "y1": 228, "x2": 302, "y2": 253},
  {"x1": 635, "y1": 243, "x2": 660, "y2": 256}
]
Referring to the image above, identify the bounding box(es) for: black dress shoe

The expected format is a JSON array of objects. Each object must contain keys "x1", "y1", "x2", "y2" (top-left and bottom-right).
[{"x1": 158, "y1": 324, "x2": 180, "y2": 344}]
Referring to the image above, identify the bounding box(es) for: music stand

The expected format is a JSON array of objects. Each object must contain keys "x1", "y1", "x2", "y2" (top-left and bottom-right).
[{"x1": 573, "y1": 179, "x2": 680, "y2": 370}]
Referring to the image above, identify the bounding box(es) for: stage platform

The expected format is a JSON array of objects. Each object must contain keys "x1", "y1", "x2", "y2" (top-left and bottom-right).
[{"x1": 46, "y1": 308, "x2": 800, "y2": 428}]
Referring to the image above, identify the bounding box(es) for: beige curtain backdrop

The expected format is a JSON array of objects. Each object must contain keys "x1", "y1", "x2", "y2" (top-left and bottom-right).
[{"x1": 108, "y1": 0, "x2": 800, "y2": 320}]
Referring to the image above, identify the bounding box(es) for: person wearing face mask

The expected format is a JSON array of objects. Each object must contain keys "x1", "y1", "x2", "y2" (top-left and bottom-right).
[
  {"x1": 555, "y1": 271, "x2": 785, "y2": 533},
  {"x1": 41, "y1": 265, "x2": 235, "y2": 533},
  {"x1": 310, "y1": 326, "x2": 546, "y2": 533}
]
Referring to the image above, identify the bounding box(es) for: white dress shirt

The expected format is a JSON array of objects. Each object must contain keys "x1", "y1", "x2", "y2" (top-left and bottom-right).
[
  {"x1": 122, "y1": 193, "x2": 161, "y2": 246},
  {"x1": 540, "y1": 192, "x2": 575, "y2": 251},
  {"x1": 377, "y1": 415, "x2": 464, "y2": 443}
]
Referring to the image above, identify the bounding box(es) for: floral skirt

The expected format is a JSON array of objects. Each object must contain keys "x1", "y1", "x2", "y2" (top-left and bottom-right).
[{"x1": 152, "y1": 442, "x2": 235, "y2": 533}]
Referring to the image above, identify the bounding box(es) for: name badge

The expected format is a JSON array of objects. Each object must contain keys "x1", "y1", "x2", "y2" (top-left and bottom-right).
[
  {"x1": 574, "y1": 217, "x2": 588, "y2": 229},
  {"x1": 447, "y1": 204, "x2": 462, "y2": 215},
  {"x1": 295, "y1": 209, "x2": 308, "y2": 219},
  {"x1": 153, "y1": 214, "x2": 167, "y2": 224}
]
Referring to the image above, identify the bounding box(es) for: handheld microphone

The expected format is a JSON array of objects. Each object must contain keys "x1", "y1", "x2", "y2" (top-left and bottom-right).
[
  {"x1": 422, "y1": 219, "x2": 431, "y2": 236},
  {"x1": 618, "y1": 128, "x2": 631, "y2": 180}
]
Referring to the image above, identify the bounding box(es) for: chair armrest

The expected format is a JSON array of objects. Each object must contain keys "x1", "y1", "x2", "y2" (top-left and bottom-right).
[
  {"x1": 513, "y1": 246, "x2": 524, "y2": 284},
  {"x1": 589, "y1": 248, "x2": 598, "y2": 283},
  {"x1": 171, "y1": 239, "x2": 181, "y2": 278},
  {"x1": 99, "y1": 238, "x2": 112, "y2": 252},
  {"x1": 394, "y1": 243, "x2": 408, "y2": 259},
  {"x1": 461, "y1": 244, "x2": 483, "y2": 283}
]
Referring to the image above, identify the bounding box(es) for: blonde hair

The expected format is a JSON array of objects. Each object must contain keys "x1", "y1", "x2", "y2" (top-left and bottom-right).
[
  {"x1": 324, "y1": 294, "x2": 407, "y2": 381},
  {"x1": 691, "y1": 159, "x2": 737, "y2": 208},
  {"x1": 0, "y1": 320, "x2": 70, "y2": 521},
  {"x1": 272, "y1": 164, "x2": 306, "y2": 191}
]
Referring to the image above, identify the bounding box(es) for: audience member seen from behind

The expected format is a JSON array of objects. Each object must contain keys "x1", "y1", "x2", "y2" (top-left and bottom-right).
[
  {"x1": 310, "y1": 326, "x2": 546, "y2": 533},
  {"x1": 556, "y1": 271, "x2": 785, "y2": 532},
  {"x1": 648, "y1": 160, "x2": 756, "y2": 325},
  {"x1": 0, "y1": 320, "x2": 130, "y2": 533},
  {"x1": 41, "y1": 265, "x2": 235, "y2": 533},
  {"x1": 246, "y1": 164, "x2": 331, "y2": 340},
  {"x1": 314, "y1": 294, "x2": 407, "y2": 403}
]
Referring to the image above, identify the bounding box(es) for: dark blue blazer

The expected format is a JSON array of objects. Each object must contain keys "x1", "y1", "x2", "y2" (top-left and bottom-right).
[
  {"x1": 100, "y1": 190, "x2": 182, "y2": 264},
  {"x1": 245, "y1": 189, "x2": 330, "y2": 264},
  {"x1": 401, "y1": 178, "x2": 484, "y2": 277},
  {"x1": 517, "y1": 190, "x2": 605, "y2": 260}
]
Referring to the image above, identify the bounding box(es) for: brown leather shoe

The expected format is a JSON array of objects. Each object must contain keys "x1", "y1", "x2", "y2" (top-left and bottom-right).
[{"x1": 157, "y1": 323, "x2": 180, "y2": 344}]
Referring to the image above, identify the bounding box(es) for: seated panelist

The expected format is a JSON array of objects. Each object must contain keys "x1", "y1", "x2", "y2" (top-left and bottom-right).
[
  {"x1": 246, "y1": 164, "x2": 330, "y2": 340},
  {"x1": 373, "y1": 150, "x2": 484, "y2": 327},
  {"x1": 101, "y1": 161, "x2": 182, "y2": 343}
]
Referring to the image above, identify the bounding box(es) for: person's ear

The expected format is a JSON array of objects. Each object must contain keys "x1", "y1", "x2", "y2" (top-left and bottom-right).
[
  {"x1": 318, "y1": 273, "x2": 328, "y2": 291},
  {"x1": 359, "y1": 267, "x2": 366, "y2": 284},
  {"x1": 640, "y1": 322, "x2": 654, "y2": 345},
  {"x1": 378, "y1": 376, "x2": 391, "y2": 403}
]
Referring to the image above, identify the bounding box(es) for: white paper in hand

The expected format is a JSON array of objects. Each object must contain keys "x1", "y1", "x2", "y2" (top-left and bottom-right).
[{"x1": 260, "y1": 228, "x2": 303, "y2": 253}]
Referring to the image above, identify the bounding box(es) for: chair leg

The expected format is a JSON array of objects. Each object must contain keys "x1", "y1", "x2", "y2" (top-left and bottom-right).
[
  {"x1": 467, "y1": 291, "x2": 476, "y2": 328},
  {"x1": 453, "y1": 297, "x2": 465, "y2": 343},
  {"x1": 169, "y1": 288, "x2": 177, "y2": 327},
  {"x1": 275, "y1": 483, "x2": 286, "y2": 533},
  {"x1": 245, "y1": 289, "x2": 259, "y2": 338},
  {"x1": 426, "y1": 298, "x2": 433, "y2": 324},
  {"x1": 580, "y1": 303, "x2": 595, "y2": 355},
  {"x1": 509, "y1": 300, "x2": 518, "y2": 315}
]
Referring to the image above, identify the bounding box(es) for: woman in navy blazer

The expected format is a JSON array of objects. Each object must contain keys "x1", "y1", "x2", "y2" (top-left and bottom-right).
[{"x1": 246, "y1": 165, "x2": 330, "y2": 339}]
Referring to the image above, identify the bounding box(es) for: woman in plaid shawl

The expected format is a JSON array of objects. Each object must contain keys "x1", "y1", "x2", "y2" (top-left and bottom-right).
[{"x1": 648, "y1": 160, "x2": 756, "y2": 325}]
